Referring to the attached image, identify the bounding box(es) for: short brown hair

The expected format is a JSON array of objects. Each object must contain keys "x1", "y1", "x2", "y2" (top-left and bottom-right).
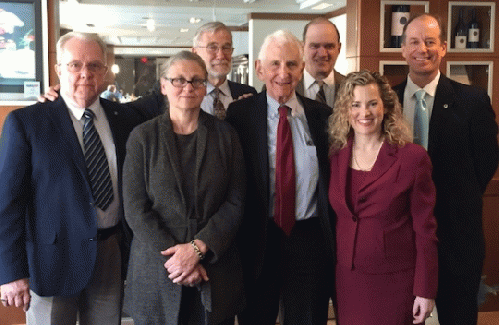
[{"x1": 303, "y1": 17, "x2": 340, "y2": 43}]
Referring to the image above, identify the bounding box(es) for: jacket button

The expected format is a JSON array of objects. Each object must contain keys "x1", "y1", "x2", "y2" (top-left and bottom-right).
[{"x1": 352, "y1": 216, "x2": 358, "y2": 222}]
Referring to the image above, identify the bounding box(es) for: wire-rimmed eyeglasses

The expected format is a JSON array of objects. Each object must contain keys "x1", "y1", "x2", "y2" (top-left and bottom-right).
[{"x1": 166, "y1": 77, "x2": 207, "y2": 88}]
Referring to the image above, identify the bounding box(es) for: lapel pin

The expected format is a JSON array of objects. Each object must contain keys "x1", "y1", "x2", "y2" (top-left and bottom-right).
[
  {"x1": 443, "y1": 104, "x2": 448, "y2": 108},
  {"x1": 114, "y1": 111, "x2": 118, "y2": 115}
]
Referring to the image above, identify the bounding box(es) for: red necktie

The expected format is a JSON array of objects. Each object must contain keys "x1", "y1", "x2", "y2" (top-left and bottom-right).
[{"x1": 275, "y1": 105, "x2": 295, "y2": 236}]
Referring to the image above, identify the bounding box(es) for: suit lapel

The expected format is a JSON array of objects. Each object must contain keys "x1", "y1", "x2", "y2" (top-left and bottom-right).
[
  {"x1": 48, "y1": 97, "x2": 88, "y2": 181},
  {"x1": 254, "y1": 92, "x2": 270, "y2": 210},
  {"x1": 429, "y1": 75, "x2": 454, "y2": 156},
  {"x1": 295, "y1": 79, "x2": 305, "y2": 97},
  {"x1": 358, "y1": 141, "x2": 397, "y2": 193}
]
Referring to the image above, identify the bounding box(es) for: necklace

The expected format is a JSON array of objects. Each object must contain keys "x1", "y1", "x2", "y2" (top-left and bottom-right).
[{"x1": 352, "y1": 139, "x2": 383, "y2": 171}]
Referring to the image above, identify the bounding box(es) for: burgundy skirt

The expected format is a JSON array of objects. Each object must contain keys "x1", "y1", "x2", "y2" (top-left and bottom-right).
[{"x1": 335, "y1": 263, "x2": 416, "y2": 325}]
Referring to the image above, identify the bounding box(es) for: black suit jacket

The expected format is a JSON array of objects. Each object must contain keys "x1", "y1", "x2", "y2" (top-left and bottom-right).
[
  {"x1": 393, "y1": 75, "x2": 498, "y2": 268},
  {"x1": 0, "y1": 97, "x2": 145, "y2": 296},
  {"x1": 128, "y1": 80, "x2": 257, "y2": 120},
  {"x1": 226, "y1": 91, "x2": 335, "y2": 281}
]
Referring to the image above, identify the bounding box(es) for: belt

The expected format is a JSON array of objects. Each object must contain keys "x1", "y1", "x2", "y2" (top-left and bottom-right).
[{"x1": 91, "y1": 224, "x2": 120, "y2": 241}]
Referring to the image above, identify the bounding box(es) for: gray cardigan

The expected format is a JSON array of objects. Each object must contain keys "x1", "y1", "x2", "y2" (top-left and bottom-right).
[{"x1": 123, "y1": 109, "x2": 246, "y2": 324}]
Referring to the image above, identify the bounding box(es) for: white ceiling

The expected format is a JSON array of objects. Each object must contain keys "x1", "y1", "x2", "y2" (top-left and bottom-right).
[{"x1": 59, "y1": 0, "x2": 346, "y2": 56}]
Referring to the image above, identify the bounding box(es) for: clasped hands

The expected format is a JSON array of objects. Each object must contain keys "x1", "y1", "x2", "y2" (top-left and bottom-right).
[{"x1": 162, "y1": 241, "x2": 209, "y2": 287}]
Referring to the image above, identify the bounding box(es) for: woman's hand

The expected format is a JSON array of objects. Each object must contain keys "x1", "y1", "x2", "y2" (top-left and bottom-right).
[
  {"x1": 413, "y1": 296, "x2": 435, "y2": 324},
  {"x1": 178, "y1": 264, "x2": 209, "y2": 287},
  {"x1": 161, "y1": 240, "x2": 207, "y2": 284}
]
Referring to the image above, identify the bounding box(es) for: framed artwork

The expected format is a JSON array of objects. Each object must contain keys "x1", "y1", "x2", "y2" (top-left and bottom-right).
[{"x1": 0, "y1": 0, "x2": 47, "y2": 101}]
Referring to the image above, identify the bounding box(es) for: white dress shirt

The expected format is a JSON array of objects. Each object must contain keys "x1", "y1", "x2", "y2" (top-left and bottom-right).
[
  {"x1": 303, "y1": 69, "x2": 336, "y2": 107},
  {"x1": 201, "y1": 79, "x2": 233, "y2": 115},
  {"x1": 63, "y1": 94, "x2": 120, "y2": 229},
  {"x1": 266, "y1": 93, "x2": 319, "y2": 221}
]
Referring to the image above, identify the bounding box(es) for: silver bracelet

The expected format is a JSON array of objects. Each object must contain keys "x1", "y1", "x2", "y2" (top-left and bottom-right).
[{"x1": 190, "y1": 240, "x2": 205, "y2": 260}]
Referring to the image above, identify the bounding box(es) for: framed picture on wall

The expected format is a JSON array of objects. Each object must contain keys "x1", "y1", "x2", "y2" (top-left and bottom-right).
[{"x1": 0, "y1": 0, "x2": 47, "y2": 101}]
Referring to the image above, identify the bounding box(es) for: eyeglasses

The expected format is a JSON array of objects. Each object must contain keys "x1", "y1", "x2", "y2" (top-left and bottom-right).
[
  {"x1": 166, "y1": 77, "x2": 207, "y2": 88},
  {"x1": 197, "y1": 44, "x2": 234, "y2": 55},
  {"x1": 62, "y1": 61, "x2": 107, "y2": 73}
]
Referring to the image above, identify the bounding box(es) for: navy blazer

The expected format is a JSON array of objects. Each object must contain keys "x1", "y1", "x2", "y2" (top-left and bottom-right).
[
  {"x1": 226, "y1": 91, "x2": 335, "y2": 280},
  {"x1": 0, "y1": 97, "x2": 145, "y2": 296},
  {"x1": 393, "y1": 75, "x2": 498, "y2": 267}
]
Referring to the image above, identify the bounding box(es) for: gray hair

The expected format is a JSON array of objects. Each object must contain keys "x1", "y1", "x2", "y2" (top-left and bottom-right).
[
  {"x1": 193, "y1": 21, "x2": 232, "y2": 47},
  {"x1": 258, "y1": 30, "x2": 304, "y2": 62},
  {"x1": 159, "y1": 51, "x2": 207, "y2": 79},
  {"x1": 56, "y1": 32, "x2": 107, "y2": 63}
]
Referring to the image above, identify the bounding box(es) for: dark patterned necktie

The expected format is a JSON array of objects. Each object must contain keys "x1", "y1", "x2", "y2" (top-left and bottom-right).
[
  {"x1": 213, "y1": 88, "x2": 226, "y2": 120},
  {"x1": 83, "y1": 109, "x2": 114, "y2": 211},
  {"x1": 275, "y1": 105, "x2": 295, "y2": 236},
  {"x1": 316, "y1": 83, "x2": 327, "y2": 105}
]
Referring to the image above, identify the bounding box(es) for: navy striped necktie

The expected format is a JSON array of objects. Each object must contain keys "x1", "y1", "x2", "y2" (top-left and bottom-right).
[{"x1": 83, "y1": 109, "x2": 114, "y2": 211}]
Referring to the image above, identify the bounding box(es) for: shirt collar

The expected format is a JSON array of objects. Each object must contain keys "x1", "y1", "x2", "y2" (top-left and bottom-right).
[
  {"x1": 407, "y1": 71, "x2": 440, "y2": 98},
  {"x1": 303, "y1": 69, "x2": 335, "y2": 90},
  {"x1": 62, "y1": 94, "x2": 101, "y2": 121},
  {"x1": 207, "y1": 79, "x2": 230, "y2": 97},
  {"x1": 267, "y1": 92, "x2": 304, "y2": 118}
]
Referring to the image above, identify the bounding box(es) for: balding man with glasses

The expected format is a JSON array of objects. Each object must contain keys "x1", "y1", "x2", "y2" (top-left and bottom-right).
[{"x1": 0, "y1": 32, "x2": 146, "y2": 325}]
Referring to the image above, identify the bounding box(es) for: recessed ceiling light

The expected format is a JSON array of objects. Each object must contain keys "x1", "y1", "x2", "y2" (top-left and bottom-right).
[
  {"x1": 189, "y1": 17, "x2": 201, "y2": 24},
  {"x1": 146, "y1": 18, "x2": 155, "y2": 32},
  {"x1": 180, "y1": 28, "x2": 189, "y2": 33}
]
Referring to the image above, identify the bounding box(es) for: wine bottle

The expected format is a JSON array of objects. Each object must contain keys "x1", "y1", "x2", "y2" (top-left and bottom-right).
[
  {"x1": 391, "y1": 5, "x2": 410, "y2": 48},
  {"x1": 454, "y1": 8, "x2": 467, "y2": 49},
  {"x1": 467, "y1": 8, "x2": 480, "y2": 48}
]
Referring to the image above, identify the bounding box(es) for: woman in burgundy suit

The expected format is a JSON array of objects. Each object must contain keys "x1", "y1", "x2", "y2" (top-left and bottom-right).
[{"x1": 328, "y1": 71, "x2": 438, "y2": 324}]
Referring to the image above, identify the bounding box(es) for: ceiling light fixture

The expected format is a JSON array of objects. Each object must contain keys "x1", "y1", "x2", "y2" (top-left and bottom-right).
[
  {"x1": 146, "y1": 18, "x2": 155, "y2": 32},
  {"x1": 295, "y1": 0, "x2": 322, "y2": 10},
  {"x1": 180, "y1": 28, "x2": 189, "y2": 33},
  {"x1": 312, "y1": 3, "x2": 333, "y2": 10},
  {"x1": 189, "y1": 17, "x2": 201, "y2": 24},
  {"x1": 111, "y1": 64, "x2": 120, "y2": 74}
]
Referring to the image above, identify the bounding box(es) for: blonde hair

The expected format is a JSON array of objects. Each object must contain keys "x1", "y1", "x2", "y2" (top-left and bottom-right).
[{"x1": 328, "y1": 70, "x2": 412, "y2": 153}]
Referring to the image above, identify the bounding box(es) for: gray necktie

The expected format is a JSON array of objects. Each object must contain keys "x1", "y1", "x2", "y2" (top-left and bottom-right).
[
  {"x1": 413, "y1": 89, "x2": 429, "y2": 150},
  {"x1": 83, "y1": 109, "x2": 114, "y2": 211},
  {"x1": 316, "y1": 83, "x2": 327, "y2": 105},
  {"x1": 213, "y1": 88, "x2": 226, "y2": 120}
]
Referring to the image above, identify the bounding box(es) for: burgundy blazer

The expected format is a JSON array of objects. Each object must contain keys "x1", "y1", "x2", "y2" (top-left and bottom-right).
[{"x1": 329, "y1": 139, "x2": 438, "y2": 298}]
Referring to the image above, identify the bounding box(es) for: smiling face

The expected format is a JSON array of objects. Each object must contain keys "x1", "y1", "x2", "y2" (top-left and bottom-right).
[
  {"x1": 256, "y1": 40, "x2": 304, "y2": 104},
  {"x1": 401, "y1": 15, "x2": 447, "y2": 84},
  {"x1": 55, "y1": 37, "x2": 107, "y2": 108},
  {"x1": 349, "y1": 84, "x2": 385, "y2": 138},
  {"x1": 192, "y1": 29, "x2": 232, "y2": 80},
  {"x1": 303, "y1": 23, "x2": 341, "y2": 80},
  {"x1": 160, "y1": 60, "x2": 207, "y2": 112}
]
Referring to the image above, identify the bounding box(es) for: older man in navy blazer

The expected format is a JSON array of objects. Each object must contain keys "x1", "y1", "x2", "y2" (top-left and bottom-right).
[
  {"x1": 393, "y1": 13, "x2": 498, "y2": 325},
  {"x1": 0, "y1": 32, "x2": 145, "y2": 324},
  {"x1": 227, "y1": 30, "x2": 335, "y2": 325}
]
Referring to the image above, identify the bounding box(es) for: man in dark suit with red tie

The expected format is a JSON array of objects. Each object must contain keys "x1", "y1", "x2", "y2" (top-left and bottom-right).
[
  {"x1": 0, "y1": 32, "x2": 145, "y2": 324},
  {"x1": 393, "y1": 13, "x2": 498, "y2": 325},
  {"x1": 226, "y1": 30, "x2": 335, "y2": 325}
]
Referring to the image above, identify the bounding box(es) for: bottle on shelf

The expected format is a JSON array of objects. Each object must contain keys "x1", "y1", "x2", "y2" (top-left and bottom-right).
[
  {"x1": 390, "y1": 5, "x2": 410, "y2": 48},
  {"x1": 467, "y1": 8, "x2": 480, "y2": 48},
  {"x1": 454, "y1": 8, "x2": 467, "y2": 49}
]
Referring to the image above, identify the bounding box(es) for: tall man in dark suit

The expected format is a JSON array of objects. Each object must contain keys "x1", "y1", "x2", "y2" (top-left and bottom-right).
[
  {"x1": 227, "y1": 30, "x2": 335, "y2": 325},
  {"x1": 393, "y1": 13, "x2": 499, "y2": 325},
  {"x1": 0, "y1": 32, "x2": 145, "y2": 324},
  {"x1": 296, "y1": 17, "x2": 345, "y2": 108}
]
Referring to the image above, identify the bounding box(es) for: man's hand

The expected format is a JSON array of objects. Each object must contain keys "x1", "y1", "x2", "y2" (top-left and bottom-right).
[
  {"x1": 1, "y1": 278, "x2": 30, "y2": 312},
  {"x1": 37, "y1": 84, "x2": 61, "y2": 103},
  {"x1": 236, "y1": 93, "x2": 254, "y2": 101}
]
